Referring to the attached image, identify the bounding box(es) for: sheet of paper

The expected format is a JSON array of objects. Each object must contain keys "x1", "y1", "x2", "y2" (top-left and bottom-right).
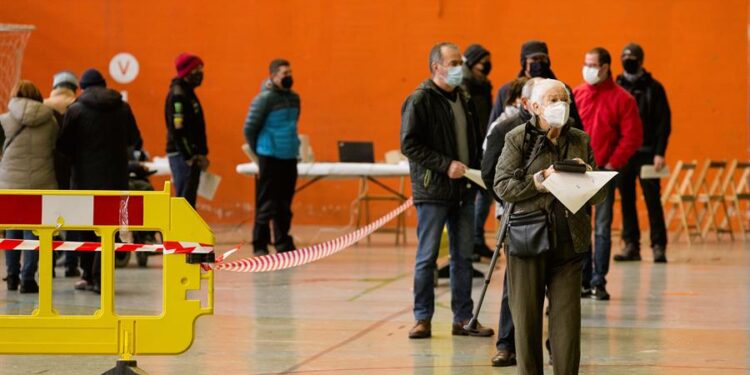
[
  {"x1": 542, "y1": 171, "x2": 617, "y2": 214},
  {"x1": 640, "y1": 165, "x2": 669, "y2": 179},
  {"x1": 464, "y1": 168, "x2": 486, "y2": 190},
  {"x1": 198, "y1": 171, "x2": 222, "y2": 201}
]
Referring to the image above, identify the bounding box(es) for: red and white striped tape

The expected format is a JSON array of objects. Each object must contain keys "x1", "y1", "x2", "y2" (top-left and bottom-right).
[
  {"x1": 0, "y1": 240, "x2": 213, "y2": 254},
  {"x1": 215, "y1": 198, "x2": 413, "y2": 273}
]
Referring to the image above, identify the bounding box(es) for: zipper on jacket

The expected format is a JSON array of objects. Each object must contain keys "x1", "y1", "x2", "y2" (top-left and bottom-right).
[{"x1": 423, "y1": 169, "x2": 431, "y2": 188}]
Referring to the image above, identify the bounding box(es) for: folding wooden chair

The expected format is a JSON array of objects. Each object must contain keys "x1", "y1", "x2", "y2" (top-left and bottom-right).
[
  {"x1": 696, "y1": 160, "x2": 734, "y2": 241},
  {"x1": 724, "y1": 160, "x2": 750, "y2": 239},
  {"x1": 356, "y1": 150, "x2": 407, "y2": 245},
  {"x1": 662, "y1": 160, "x2": 703, "y2": 245}
]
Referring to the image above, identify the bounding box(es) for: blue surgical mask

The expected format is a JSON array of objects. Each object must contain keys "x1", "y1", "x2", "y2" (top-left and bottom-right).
[{"x1": 446, "y1": 66, "x2": 463, "y2": 87}]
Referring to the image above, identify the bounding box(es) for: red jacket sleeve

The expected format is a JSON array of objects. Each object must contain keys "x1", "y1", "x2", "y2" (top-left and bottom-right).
[{"x1": 608, "y1": 94, "x2": 643, "y2": 169}]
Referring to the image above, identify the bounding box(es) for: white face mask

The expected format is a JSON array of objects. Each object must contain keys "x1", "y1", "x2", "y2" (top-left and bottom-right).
[
  {"x1": 542, "y1": 101, "x2": 570, "y2": 128},
  {"x1": 582, "y1": 66, "x2": 601, "y2": 85},
  {"x1": 445, "y1": 65, "x2": 463, "y2": 87}
]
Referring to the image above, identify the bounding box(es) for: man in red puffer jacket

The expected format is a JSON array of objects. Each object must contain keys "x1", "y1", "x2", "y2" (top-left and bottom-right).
[{"x1": 574, "y1": 47, "x2": 642, "y2": 301}]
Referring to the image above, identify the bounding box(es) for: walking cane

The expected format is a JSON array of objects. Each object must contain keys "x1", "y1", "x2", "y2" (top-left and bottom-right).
[
  {"x1": 463, "y1": 132, "x2": 546, "y2": 333},
  {"x1": 463, "y1": 200, "x2": 514, "y2": 333}
]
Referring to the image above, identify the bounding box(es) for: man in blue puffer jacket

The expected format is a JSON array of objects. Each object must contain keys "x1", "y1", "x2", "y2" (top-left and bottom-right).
[{"x1": 243, "y1": 59, "x2": 301, "y2": 256}]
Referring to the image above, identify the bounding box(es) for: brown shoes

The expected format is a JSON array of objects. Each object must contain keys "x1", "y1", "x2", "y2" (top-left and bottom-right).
[
  {"x1": 491, "y1": 349, "x2": 517, "y2": 367},
  {"x1": 452, "y1": 320, "x2": 494, "y2": 337},
  {"x1": 408, "y1": 320, "x2": 431, "y2": 339},
  {"x1": 409, "y1": 319, "x2": 495, "y2": 338}
]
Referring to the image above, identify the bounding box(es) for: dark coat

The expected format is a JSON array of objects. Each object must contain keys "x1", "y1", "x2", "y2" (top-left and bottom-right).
[
  {"x1": 400, "y1": 79, "x2": 483, "y2": 204},
  {"x1": 58, "y1": 87, "x2": 138, "y2": 190},
  {"x1": 616, "y1": 70, "x2": 671, "y2": 156},
  {"x1": 494, "y1": 121, "x2": 607, "y2": 252},
  {"x1": 461, "y1": 65, "x2": 493, "y2": 138},
  {"x1": 164, "y1": 78, "x2": 208, "y2": 159},
  {"x1": 481, "y1": 110, "x2": 530, "y2": 201}
]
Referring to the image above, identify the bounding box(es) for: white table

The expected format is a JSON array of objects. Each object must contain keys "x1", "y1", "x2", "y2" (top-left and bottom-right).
[{"x1": 236, "y1": 161, "x2": 411, "y2": 244}]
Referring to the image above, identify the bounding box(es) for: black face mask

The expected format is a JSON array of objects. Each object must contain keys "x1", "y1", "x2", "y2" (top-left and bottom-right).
[
  {"x1": 186, "y1": 71, "x2": 204, "y2": 87},
  {"x1": 622, "y1": 59, "x2": 640, "y2": 74},
  {"x1": 281, "y1": 76, "x2": 293, "y2": 89},
  {"x1": 481, "y1": 61, "x2": 492, "y2": 76},
  {"x1": 528, "y1": 61, "x2": 551, "y2": 78}
]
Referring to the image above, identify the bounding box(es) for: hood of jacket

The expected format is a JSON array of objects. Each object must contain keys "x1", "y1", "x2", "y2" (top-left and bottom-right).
[
  {"x1": 7, "y1": 97, "x2": 55, "y2": 127},
  {"x1": 77, "y1": 86, "x2": 123, "y2": 110}
]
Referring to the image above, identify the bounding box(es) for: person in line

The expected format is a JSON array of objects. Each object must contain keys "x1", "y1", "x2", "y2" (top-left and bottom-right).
[
  {"x1": 614, "y1": 43, "x2": 671, "y2": 263},
  {"x1": 58, "y1": 69, "x2": 139, "y2": 293},
  {"x1": 494, "y1": 78, "x2": 607, "y2": 374},
  {"x1": 243, "y1": 59, "x2": 301, "y2": 256},
  {"x1": 461, "y1": 43, "x2": 495, "y2": 260},
  {"x1": 165, "y1": 53, "x2": 209, "y2": 207},
  {"x1": 0, "y1": 80, "x2": 59, "y2": 293},
  {"x1": 401, "y1": 42, "x2": 493, "y2": 339},
  {"x1": 574, "y1": 47, "x2": 643, "y2": 300}
]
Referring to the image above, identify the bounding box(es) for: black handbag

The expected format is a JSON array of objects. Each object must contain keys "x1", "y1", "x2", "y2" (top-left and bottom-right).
[
  {"x1": 508, "y1": 209, "x2": 550, "y2": 257},
  {"x1": 506, "y1": 133, "x2": 551, "y2": 258}
]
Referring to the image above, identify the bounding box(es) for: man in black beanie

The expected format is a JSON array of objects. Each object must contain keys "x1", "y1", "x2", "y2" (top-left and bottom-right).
[
  {"x1": 58, "y1": 68, "x2": 140, "y2": 293},
  {"x1": 461, "y1": 44, "x2": 495, "y2": 260},
  {"x1": 614, "y1": 43, "x2": 671, "y2": 263},
  {"x1": 488, "y1": 40, "x2": 582, "y2": 129}
]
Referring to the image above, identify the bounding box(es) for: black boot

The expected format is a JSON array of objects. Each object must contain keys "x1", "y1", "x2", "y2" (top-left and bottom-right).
[
  {"x1": 19, "y1": 279, "x2": 39, "y2": 294},
  {"x1": 613, "y1": 243, "x2": 641, "y2": 261},
  {"x1": 5, "y1": 275, "x2": 19, "y2": 291},
  {"x1": 653, "y1": 245, "x2": 667, "y2": 263}
]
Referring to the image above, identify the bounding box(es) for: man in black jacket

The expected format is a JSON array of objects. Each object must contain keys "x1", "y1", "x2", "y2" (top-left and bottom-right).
[
  {"x1": 461, "y1": 44, "x2": 495, "y2": 260},
  {"x1": 58, "y1": 68, "x2": 139, "y2": 293},
  {"x1": 614, "y1": 43, "x2": 671, "y2": 263},
  {"x1": 401, "y1": 42, "x2": 494, "y2": 339},
  {"x1": 165, "y1": 53, "x2": 209, "y2": 208},
  {"x1": 488, "y1": 40, "x2": 582, "y2": 130}
]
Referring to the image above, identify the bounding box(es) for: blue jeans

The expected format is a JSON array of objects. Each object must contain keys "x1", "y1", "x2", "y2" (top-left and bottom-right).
[
  {"x1": 413, "y1": 192, "x2": 475, "y2": 323},
  {"x1": 5, "y1": 230, "x2": 38, "y2": 281},
  {"x1": 473, "y1": 188, "x2": 493, "y2": 246},
  {"x1": 168, "y1": 154, "x2": 201, "y2": 208},
  {"x1": 583, "y1": 176, "x2": 616, "y2": 287}
]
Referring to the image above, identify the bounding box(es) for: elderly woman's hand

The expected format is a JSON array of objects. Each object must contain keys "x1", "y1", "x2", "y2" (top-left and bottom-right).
[
  {"x1": 533, "y1": 165, "x2": 556, "y2": 192},
  {"x1": 571, "y1": 157, "x2": 593, "y2": 171}
]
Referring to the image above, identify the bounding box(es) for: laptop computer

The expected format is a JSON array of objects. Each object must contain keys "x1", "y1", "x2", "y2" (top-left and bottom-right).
[{"x1": 338, "y1": 141, "x2": 375, "y2": 163}]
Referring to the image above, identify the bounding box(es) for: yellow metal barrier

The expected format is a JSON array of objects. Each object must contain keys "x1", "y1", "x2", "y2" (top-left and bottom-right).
[{"x1": 0, "y1": 182, "x2": 213, "y2": 374}]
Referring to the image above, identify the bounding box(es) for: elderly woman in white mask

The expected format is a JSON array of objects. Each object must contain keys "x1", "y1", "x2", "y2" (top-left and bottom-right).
[{"x1": 493, "y1": 79, "x2": 607, "y2": 375}]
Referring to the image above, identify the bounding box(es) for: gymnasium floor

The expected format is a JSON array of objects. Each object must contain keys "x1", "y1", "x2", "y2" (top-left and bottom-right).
[{"x1": 0, "y1": 226, "x2": 748, "y2": 374}]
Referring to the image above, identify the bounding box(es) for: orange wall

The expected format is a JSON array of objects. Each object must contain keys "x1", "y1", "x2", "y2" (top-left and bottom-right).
[{"x1": 2, "y1": 0, "x2": 747, "y2": 226}]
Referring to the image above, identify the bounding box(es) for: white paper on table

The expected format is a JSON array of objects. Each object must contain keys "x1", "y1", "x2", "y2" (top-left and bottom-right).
[
  {"x1": 542, "y1": 171, "x2": 617, "y2": 214},
  {"x1": 198, "y1": 171, "x2": 222, "y2": 200},
  {"x1": 464, "y1": 169, "x2": 486, "y2": 190},
  {"x1": 640, "y1": 165, "x2": 669, "y2": 179}
]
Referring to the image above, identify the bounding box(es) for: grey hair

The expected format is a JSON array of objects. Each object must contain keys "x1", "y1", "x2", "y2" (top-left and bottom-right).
[
  {"x1": 521, "y1": 77, "x2": 543, "y2": 99},
  {"x1": 529, "y1": 78, "x2": 568, "y2": 105},
  {"x1": 429, "y1": 42, "x2": 459, "y2": 73}
]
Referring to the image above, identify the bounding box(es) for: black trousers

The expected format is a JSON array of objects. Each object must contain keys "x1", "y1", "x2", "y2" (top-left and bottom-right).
[
  {"x1": 253, "y1": 156, "x2": 298, "y2": 252},
  {"x1": 617, "y1": 152, "x2": 668, "y2": 249},
  {"x1": 68, "y1": 231, "x2": 100, "y2": 284}
]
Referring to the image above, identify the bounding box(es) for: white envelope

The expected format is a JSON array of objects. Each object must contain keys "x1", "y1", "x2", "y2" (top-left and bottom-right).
[
  {"x1": 464, "y1": 168, "x2": 486, "y2": 190},
  {"x1": 198, "y1": 171, "x2": 222, "y2": 201},
  {"x1": 640, "y1": 165, "x2": 669, "y2": 179},
  {"x1": 542, "y1": 171, "x2": 618, "y2": 214}
]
